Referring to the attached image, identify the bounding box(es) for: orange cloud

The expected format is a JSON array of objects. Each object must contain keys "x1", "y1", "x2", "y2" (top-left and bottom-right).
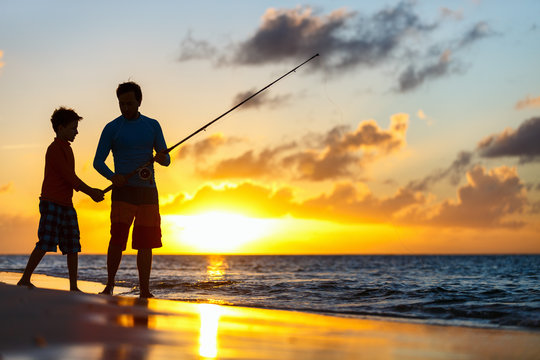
[
  {"x1": 161, "y1": 179, "x2": 425, "y2": 225},
  {"x1": 0, "y1": 183, "x2": 13, "y2": 193},
  {"x1": 0, "y1": 50, "x2": 4, "y2": 68},
  {"x1": 403, "y1": 165, "x2": 529, "y2": 228},
  {"x1": 282, "y1": 113, "x2": 408, "y2": 180},
  {"x1": 515, "y1": 95, "x2": 540, "y2": 110},
  {"x1": 161, "y1": 182, "x2": 294, "y2": 218},
  {"x1": 176, "y1": 133, "x2": 243, "y2": 160},
  {"x1": 0, "y1": 213, "x2": 37, "y2": 253},
  {"x1": 294, "y1": 182, "x2": 425, "y2": 223},
  {"x1": 200, "y1": 143, "x2": 297, "y2": 179},
  {"x1": 179, "y1": 114, "x2": 409, "y2": 182}
]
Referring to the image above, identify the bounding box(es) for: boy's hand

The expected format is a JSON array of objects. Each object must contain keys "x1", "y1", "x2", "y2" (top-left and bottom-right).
[
  {"x1": 154, "y1": 151, "x2": 168, "y2": 165},
  {"x1": 111, "y1": 174, "x2": 126, "y2": 187},
  {"x1": 89, "y1": 188, "x2": 105, "y2": 203}
]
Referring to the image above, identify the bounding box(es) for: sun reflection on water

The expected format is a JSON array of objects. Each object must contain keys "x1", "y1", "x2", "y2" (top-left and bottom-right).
[
  {"x1": 198, "y1": 303, "x2": 222, "y2": 359},
  {"x1": 206, "y1": 255, "x2": 227, "y2": 281}
]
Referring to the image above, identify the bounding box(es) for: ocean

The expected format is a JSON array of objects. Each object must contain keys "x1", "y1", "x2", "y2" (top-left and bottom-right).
[{"x1": 1, "y1": 254, "x2": 539, "y2": 331}]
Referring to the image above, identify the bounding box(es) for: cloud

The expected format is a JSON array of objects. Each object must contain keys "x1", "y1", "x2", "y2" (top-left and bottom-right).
[
  {"x1": 282, "y1": 113, "x2": 409, "y2": 181},
  {"x1": 0, "y1": 50, "x2": 4, "y2": 69},
  {"x1": 295, "y1": 182, "x2": 425, "y2": 223},
  {"x1": 0, "y1": 213, "x2": 37, "y2": 252},
  {"x1": 161, "y1": 180, "x2": 424, "y2": 224},
  {"x1": 162, "y1": 164, "x2": 531, "y2": 229},
  {"x1": 199, "y1": 142, "x2": 297, "y2": 179},
  {"x1": 176, "y1": 133, "x2": 243, "y2": 160},
  {"x1": 413, "y1": 165, "x2": 528, "y2": 228},
  {"x1": 0, "y1": 183, "x2": 13, "y2": 193},
  {"x1": 179, "y1": 4, "x2": 495, "y2": 92},
  {"x1": 396, "y1": 21, "x2": 494, "y2": 92},
  {"x1": 192, "y1": 114, "x2": 409, "y2": 181},
  {"x1": 457, "y1": 22, "x2": 495, "y2": 48},
  {"x1": 477, "y1": 117, "x2": 540, "y2": 162},
  {"x1": 161, "y1": 182, "x2": 294, "y2": 218},
  {"x1": 440, "y1": 7, "x2": 463, "y2": 21},
  {"x1": 406, "y1": 151, "x2": 474, "y2": 191},
  {"x1": 225, "y1": 3, "x2": 435, "y2": 72},
  {"x1": 398, "y1": 49, "x2": 455, "y2": 92},
  {"x1": 515, "y1": 95, "x2": 540, "y2": 110},
  {"x1": 231, "y1": 88, "x2": 292, "y2": 110},
  {"x1": 177, "y1": 31, "x2": 217, "y2": 61},
  {"x1": 417, "y1": 109, "x2": 433, "y2": 125}
]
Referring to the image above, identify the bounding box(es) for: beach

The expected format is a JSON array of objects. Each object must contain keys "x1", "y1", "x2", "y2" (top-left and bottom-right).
[{"x1": 1, "y1": 272, "x2": 539, "y2": 359}]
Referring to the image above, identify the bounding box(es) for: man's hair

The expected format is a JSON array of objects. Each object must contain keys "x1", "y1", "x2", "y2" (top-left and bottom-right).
[
  {"x1": 51, "y1": 107, "x2": 82, "y2": 132},
  {"x1": 116, "y1": 81, "x2": 142, "y2": 102}
]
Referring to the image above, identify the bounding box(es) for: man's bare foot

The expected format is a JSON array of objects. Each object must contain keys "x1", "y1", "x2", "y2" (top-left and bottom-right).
[
  {"x1": 70, "y1": 287, "x2": 83, "y2": 292},
  {"x1": 17, "y1": 280, "x2": 36, "y2": 289},
  {"x1": 100, "y1": 284, "x2": 114, "y2": 295},
  {"x1": 139, "y1": 291, "x2": 154, "y2": 299}
]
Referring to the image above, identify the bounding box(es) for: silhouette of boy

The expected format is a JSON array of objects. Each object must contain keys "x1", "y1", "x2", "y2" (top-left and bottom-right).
[{"x1": 18, "y1": 107, "x2": 104, "y2": 291}]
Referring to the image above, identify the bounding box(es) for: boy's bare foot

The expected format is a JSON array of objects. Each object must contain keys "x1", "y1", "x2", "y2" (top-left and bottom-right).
[
  {"x1": 17, "y1": 280, "x2": 36, "y2": 289},
  {"x1": 100, "y1": 284, "x2": 114, "y2": 295}
]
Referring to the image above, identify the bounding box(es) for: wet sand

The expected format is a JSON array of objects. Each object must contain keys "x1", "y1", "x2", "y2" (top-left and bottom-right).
[{"x1": 1, "y1": 272, "x2": 539, "y2": 359}]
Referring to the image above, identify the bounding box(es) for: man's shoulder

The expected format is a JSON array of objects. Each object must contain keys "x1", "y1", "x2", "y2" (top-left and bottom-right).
[
  {"x1": 102, "y1": 116, "x2": 124, "y2": 131},
  {"x1": 140, "y1": 114, "x2": 160, "y2": 125}
]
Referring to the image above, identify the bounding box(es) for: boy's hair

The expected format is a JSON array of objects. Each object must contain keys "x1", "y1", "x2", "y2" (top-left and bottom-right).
[
  {"x1": 51, "y1": 107, "x2": 82, "y2": 132},
  {"x1": 116, "y1": 81, "x2": 142, "y2": 102}
]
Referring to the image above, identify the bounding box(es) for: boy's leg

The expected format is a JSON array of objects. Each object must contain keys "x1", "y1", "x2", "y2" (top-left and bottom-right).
[
  {"x1": 18, "y1": 247, "x2": 46, "y2": 287},
  {"x1": 101, "y1": 242, "x2": 123, "y2": 295},
  {"x1": 137, "y1": 248, "x2": 153, "y2": 298},
  {"x1": 67, "y1": 253, "x2": 81, "y2": 291}
]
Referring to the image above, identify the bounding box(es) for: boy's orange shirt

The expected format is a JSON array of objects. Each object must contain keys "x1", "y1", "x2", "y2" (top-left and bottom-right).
[{"x1": 40, "y1": 138, "x2": 82, "y2": 207}]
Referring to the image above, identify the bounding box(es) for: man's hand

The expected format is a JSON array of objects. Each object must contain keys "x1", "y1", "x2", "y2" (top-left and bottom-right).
[
  {"x1": 89, "y1": 188, "x2": 105, "y2": 203},
  {"x1": 111, "y1": 174, "x2": 127, "y2": 187},
  {"x1": 154, "y1": 151, "x2": 168, "y2": 165}
]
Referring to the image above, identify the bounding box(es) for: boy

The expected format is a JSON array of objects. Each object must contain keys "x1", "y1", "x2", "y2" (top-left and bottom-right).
[{"x1": 17, "y1": 107, "x2": 104, "y2": 291}]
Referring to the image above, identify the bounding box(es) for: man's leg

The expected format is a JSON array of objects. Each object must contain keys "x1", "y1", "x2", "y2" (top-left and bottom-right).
[
  {"x1": 101, "y1": 242, "x2": 124, "y2": 295},
  {"x1": 137, "y1": 248, "x2": 153, "y2": 298},
  {"x1": 67, "y1": 252, "x2": 81, "y2": 292},
  {"x1": 18, "y1": 247, "x2": 46, "y2": 288}
]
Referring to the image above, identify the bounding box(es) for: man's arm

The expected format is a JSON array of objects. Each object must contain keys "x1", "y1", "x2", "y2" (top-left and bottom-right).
[
  {"x1": 93, "y1": 125, "x2": 115, "y2": 179},
  {"x1": 153, "y1": 120, "x2": 171, "y2": 166}
]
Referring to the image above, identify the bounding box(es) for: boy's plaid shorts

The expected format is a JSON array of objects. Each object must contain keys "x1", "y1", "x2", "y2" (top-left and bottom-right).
[{"x1": 36, "y1": 200, "x2": 81, "y2": 254}]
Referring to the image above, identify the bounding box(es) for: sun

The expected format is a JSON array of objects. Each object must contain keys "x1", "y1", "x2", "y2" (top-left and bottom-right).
[{"x1": 164, "y1": 211, "x2": 276, "y2": 253}]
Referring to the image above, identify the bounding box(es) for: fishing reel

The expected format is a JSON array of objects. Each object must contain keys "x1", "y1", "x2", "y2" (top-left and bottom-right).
[{"x1": 138, "y1": 166, "x2": 153, "y2": 181}]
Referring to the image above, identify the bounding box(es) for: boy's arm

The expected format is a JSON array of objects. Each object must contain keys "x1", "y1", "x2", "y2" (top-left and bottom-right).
[
  {"x1": 93, "y1": 125, "x2": 115, "y2": 179},
  {"x1": 48, "y1": 146, "x2": 103, "y2": 202},
  {"x1": 77, "y1": 180, "x2": 104, "y2": 202},
  {"x1": 48, "y1": 145, "x2": 82, "y2": 191}
]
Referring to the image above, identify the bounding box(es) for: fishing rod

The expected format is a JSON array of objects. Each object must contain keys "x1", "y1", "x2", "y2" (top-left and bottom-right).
[{"x1": 103, "y1": 53, "x2": 320, "y2": 193}]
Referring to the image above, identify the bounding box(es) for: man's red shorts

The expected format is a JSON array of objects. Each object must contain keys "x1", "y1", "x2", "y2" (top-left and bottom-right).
[{"x1": 110, "y1": 186, "x2": 162, "y2": 250}]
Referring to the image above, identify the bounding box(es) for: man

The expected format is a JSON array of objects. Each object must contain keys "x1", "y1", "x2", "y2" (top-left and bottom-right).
[{"x1": 94, "y1": 81, "x2": 170, "y2": 298}]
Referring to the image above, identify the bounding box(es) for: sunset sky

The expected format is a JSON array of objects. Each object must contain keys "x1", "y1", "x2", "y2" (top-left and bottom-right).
[{"x1": 1, "y1": 1, "x2": 539, "y2": 254}]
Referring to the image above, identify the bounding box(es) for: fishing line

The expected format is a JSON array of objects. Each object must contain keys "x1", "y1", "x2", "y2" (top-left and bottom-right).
[
  {"x1": 322, "y1": 74, "x2": 344, "y2": 125},
  {"x1": 102, "y1": 53, "x2": 320, "y2": 193}
]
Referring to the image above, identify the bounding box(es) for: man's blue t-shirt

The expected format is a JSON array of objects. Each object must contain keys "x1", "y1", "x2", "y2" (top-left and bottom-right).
[{"x1": 94, "y1": 114, "x2": 170, "y2": 187}]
